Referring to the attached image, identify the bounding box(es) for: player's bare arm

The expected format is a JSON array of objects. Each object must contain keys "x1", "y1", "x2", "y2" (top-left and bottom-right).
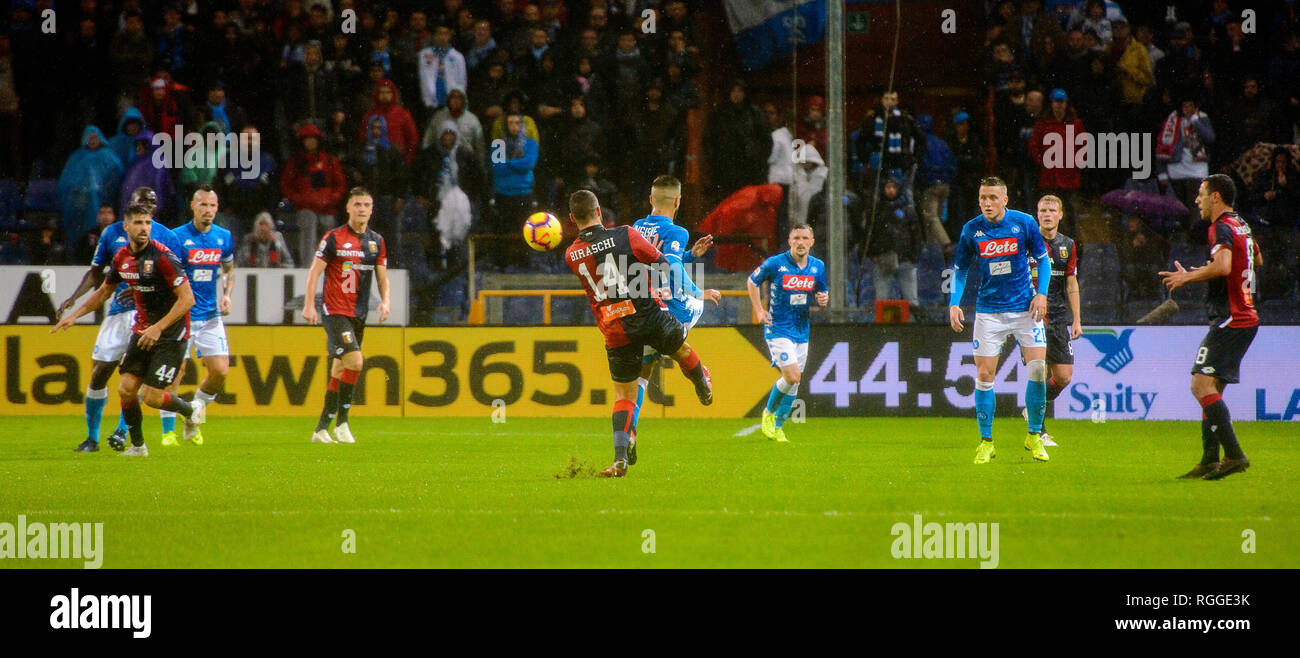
[
  {"x1": 690, "y1": 234, "x2": 714, "y2": 258},
  {"x1": 949, "y1": 304, "x2": 965, "y2": 333},
  {"x1": 302, "y1": 257, "x2": 328, "y2": 324},
  {"x1": 1160, "y1": 250, "x2": 1232, "y2": 292},
  {"x1": 746, "y1": 277, "x2": 772, "y2": 325},
  {"x1": 1066, "y1": 275, "x2": 1082, "y2": 339},
  {"x1": 52, "y1": 279, "x2": 115, "y2": 332},
  {"x1": 139, "y1": 280, "x2": 194, "y2": 350},
  {"x1": 376, "y1": 263, "x2": 391, "y2": 322},
  {"x1": 56, "y1": 266, "x2": 107, "y2": 320},
  {"x1": 219, "y1": 261, "x2": 235, "y2": 315}
]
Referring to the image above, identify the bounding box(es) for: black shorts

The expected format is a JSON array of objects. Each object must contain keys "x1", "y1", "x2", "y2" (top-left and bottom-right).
[
  {"x1": 323, "y1": 315, "x2": 366, "y2": 358},
  {"x1": 118, "y1": 334, "x2": 187, "y2": 389},
  {"x1": 1045, "y1": 322, "x2": 1074, "y2": 365},
  {"x1": 1191, "y1": 324, "x2": 1258, "y2": 384},
  {"x1": 606, "y1": 310, "x2": 687, "y2": 383}
]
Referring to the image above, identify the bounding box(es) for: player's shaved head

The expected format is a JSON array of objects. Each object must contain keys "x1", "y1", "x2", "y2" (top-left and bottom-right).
[
  {"x1": 569, "y1": 189, "x2": 600, "y2": 226},
  {"x1": 650, "y1": 175, "x2": 681, "y2": 209}
]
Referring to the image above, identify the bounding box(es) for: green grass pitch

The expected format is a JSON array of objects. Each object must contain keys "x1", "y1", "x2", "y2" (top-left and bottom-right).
[{"x1": 2, "y1": 415, "x2": 1296, "y2": 568}]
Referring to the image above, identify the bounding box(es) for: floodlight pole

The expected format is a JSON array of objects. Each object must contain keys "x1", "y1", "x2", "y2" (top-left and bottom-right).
[{"x1": 826, "y1": 0, "x2": 846, "y2": 316}]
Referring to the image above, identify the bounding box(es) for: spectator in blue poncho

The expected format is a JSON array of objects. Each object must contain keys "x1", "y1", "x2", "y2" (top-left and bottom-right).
[
  {"x1": 118, "y1": 129, "x2": 176, "y2": 221},
  {"x1": 107, "y1": 107, "x2": 147, "y2": 168},
  {"x1": 57, "y1": 125, "x2": 123, "y2": 246}
]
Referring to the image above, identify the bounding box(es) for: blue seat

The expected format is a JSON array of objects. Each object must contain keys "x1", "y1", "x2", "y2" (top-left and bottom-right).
[
  {"x1": 916, "y1": 243, "x2": 946, "y2": 308},
  {"x1": 501, "y1": 296, "x2": 543, "y2": 325},
  {"x1": 22, "y1": 179, "x2": 58, "y2": 213},
  {"x1": 0, "y1": 179, "x2": 20, "y2": 221},
  {"x1": 1165, "y1": 241, "x2": 1206, "y2": 308},
  {"x1": 437, "y1": 277, "x2": 467, "y2": 310}
]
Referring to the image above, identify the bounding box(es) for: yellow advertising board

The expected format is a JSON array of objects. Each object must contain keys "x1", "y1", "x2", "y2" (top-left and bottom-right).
[{"x1": 0, "y1": 326, "x2": 772, "y2": 418}]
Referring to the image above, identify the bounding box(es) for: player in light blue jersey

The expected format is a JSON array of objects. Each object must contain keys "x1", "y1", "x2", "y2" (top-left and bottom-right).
[
  {"x1": 57, "y1": 188, "x2": 185, "y2": 452},
  {"x1": 747, "y1": 224, "x2": 828, "y2": 442},
  {"x1": 168, "y1": 185, "x2": 235, "y2": 446},
  {"x1": 629, "y1": 176, "x2": 720, "y2": 457},
  {"x1": 948, "y1": 177, "x2": 1052, "y2": 464}
]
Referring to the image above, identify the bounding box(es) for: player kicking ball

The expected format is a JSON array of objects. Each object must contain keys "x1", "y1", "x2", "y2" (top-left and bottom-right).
[
  {"x1": 170, "y1": 185, "x2": 235, "y2": 446},
  {"x1": 302, "y1": 187, "x2": 390, "y2": 444},
  {"x1": 1160, "y1": 175, "x2": 1261, "y2": 480},
  {"x1": 1021, "y1": 194, "x2": 1081, "y2": 447},
  {"x1": 564, "y1": 190, "x2": 713, "y2": 477},
  {"x1": 630, "y1": 175, "x2": 721, "y2": 449},
  {"x1": 747, "y1": 224, "x2": 828, "y2": 442},
  {"x1": 52, "y1": 205, "x2": 202, "y2": 456},
  {"x1": 948, "y1": 177, "x2": 1052, "y2": 464}
]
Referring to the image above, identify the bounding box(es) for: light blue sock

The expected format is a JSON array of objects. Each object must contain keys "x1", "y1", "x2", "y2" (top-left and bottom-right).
[
  {"x1": 1026, "y1": 360, "x2": 1047, "y2": 434},
  {"x1": 85, "y1": 387, "x2": 108, "y2": 442},
  {"x1": 160, "y1": 411, "x2": 176, "y2": 435},
  {"x1": 974, "y1": 381, "x2": 995, "y2": 439},
  {"x1": 115, "y1": 414, "x2": 128, "y2": 433},
  {"x1": 775, "y1": 383, "x2": 799, "y2": 427},
  {"x1": 632, "y1": 378, "x2": 647, "y2": 430},
  {"x1": 766, "y1": 381, "x2": 784, "y2": 413}
]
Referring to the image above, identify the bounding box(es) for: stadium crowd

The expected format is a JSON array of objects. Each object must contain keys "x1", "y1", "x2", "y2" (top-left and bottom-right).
[{"x1": 1, "y1": 0, "x2": 1297, "y2": 324}]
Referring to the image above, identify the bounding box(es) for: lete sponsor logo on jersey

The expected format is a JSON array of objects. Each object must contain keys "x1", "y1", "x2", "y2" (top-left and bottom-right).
[
  {"x1": 187, "y1": 248, "x2": 222, "y2": 265},
  {"x1": 782, "y1": 274, "x2": 817, "y2": 291},
  {"x1": 978, "y1": 238, "x2": 1019, "y2": 258}
]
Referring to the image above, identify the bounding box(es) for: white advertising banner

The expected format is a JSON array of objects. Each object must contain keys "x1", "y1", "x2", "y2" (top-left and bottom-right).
[{"x1": 1056, "y1": 326, "x2": 1300, "y2": 422}]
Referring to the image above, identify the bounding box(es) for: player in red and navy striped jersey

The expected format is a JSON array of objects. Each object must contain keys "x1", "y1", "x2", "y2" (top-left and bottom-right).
[
  {"x1": 53, "y1": 205, "x2": 203, "y2": 456},
  {"x1": 302, "y1": 187, "x2": 390, "y2": 445},
  {"x1": 1160, "y1": 174, "x2": 1262, "y2": 480},
  {"x1": 564, "y1": 190, "x2": 712, "y2": 477}
]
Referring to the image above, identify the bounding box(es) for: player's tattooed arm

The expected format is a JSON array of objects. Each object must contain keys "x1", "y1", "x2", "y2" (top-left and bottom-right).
[
  {"x1": 220, "y1": 261, "x2": 235, "y2": 315},
  {"x1": 56, "y1": 266, "x2": 106, "y2": 320},
  {"x1": 141, "y1": 276, "x2": 194, "y2": 350},
  {"x1": 52, "y1": 279, "x2": 115, "y2": 333}
]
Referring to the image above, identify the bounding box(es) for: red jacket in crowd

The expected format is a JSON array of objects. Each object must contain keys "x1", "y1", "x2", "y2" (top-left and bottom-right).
[
  {"x1": 281, "y1": 125, "x2": 346, "y2": 214},
  {"x1": 699, "y1": 183, "x2": 784, "y2": 273},
  {"x1": 1029, "y1": 112, "x2": 1085, "y2": 190},
  {"x1": 359, "y1": 79, "x2": 420, "y2": 164}
]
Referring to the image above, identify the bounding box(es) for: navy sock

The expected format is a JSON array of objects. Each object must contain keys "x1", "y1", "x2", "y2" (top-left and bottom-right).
[
  {"x1": 612, "y1": 399, "x2": 635, "y2": 462},
  {"x1": 317, "y1": 377, "x2": 339, "y2": 431},
  {"x1": 337, "y1": 369, "x2": 359, "y2": 425},
  {"x1": 1201, "y1": 414, "x2": 1219, "y2": 464},
  {"x1": 1202, "y1": 396, "x2": 1243, "y2": 460},
  {"x1": 122, "y1": 400, "x2": 144, "y2": 447}
]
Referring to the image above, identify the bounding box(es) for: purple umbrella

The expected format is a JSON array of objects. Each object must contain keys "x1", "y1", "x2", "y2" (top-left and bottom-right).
[{"x1": 1101, "y1": 188, "x2": 1189, "y2": 219}]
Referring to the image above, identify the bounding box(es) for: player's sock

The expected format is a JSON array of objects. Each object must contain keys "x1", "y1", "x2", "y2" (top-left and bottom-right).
[
  {"x1": 767, "y1": 377, "x2": 793, "y2": 413},
  {"x1": 1046, "y1": 376, "x2": 1065, "y2": 401},
  {"x1": 1200, "y1": 394, "x2": 1244, "y2": 460},
  {"x1": 160, "y1": 411, "x2": 177, "y2": 434},
  {"x1": 316, "y1": 377, "x2": 340, "y2": 432},
  {"x1": 674, "y1": 347, "x2": 706, "y2": 386},
  {"x1": 122, "y1": 398, "x2": 144, "y2": 447},
  {"x1": 195, "y1": 388, "x2": 218, "y2": 407},
  {"x1": 115, "y1": 414, "x2": 128, "y2": 433},
  {"x1": 1200, "y1": 413, "x2": 1220, "y2": 465},
  {"x1": 632, "y1": 377, "x2": 648, "y2": 429},
  {"x1": 611, "y1": 399, "x2": 635, "y2": 462},
  {"x1": 336, "y1": 368, "x2": 360, "y2": 425},
  {"x1": 775, "y1": 383, "x2": 799, "y2": 428},
  {"x1": 974, "y1": 380, "x2": 995, "y2": 440},
  {"x1": 159, "y1": 392, "x2": 193, "y2": 418},
  {"x1": 85, "y1": 387, "x2": 109, "y2": 442},
  {"x1": 1025, "y1": 360, "x2": 1047, "y2": 434}
]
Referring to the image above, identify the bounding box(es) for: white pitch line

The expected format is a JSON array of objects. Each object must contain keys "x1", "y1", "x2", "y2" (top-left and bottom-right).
[{"x1": 733, "y1": 424, "x2": 762, "y2": 437}]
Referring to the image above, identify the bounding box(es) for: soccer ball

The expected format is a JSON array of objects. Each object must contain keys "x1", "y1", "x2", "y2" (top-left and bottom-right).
[{"x1": 522, "y1": 212, "x2": 563, "y2": 251}]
